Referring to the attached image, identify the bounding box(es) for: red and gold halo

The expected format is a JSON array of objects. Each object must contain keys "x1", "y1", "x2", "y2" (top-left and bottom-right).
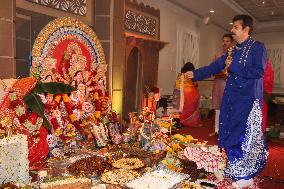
[{"x1": 31, "y1": 17, "x2": 106, "y2": 79}]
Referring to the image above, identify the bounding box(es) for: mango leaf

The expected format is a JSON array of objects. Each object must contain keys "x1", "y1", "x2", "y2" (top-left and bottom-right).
[
  {"x1": 32, "y1": 81, "x2": 76, "y2": 94},
  {"x1": 23, "y1": 92, "x2": 51, "y2": 130}
]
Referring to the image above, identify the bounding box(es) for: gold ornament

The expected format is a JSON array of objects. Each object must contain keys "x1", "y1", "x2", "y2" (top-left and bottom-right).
[{"x1": 224, "y1": 46, "x2": 234, "y2": 75}]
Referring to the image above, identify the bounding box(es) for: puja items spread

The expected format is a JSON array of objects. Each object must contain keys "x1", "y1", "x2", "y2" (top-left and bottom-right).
[
  {"x1": 126, "y1": 169, "x2": 189, "y2": 189},
  {"x1": 40, "y1": 177, "x2": 92, "y2": 189},
  {"x1": 112, "y1": 157, "x2": 145, "y2": 170},
  {"x1": 67, "y1": 156, "x2": 111, "y2": 176},
  {"x1": 106, "y1": 144, "x2": 166, "y2": 167},
  {"x1": 100, "y1": 169, "x2": 140, "y2": 185},
  {"x1": 175, "y1": 180, "x2": 204, "y2": 189}
]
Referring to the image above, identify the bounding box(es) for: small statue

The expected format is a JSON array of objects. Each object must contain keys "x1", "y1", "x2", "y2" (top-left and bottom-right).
[{"x1": 0, "y1": 116, "x2": 14, "y2": 137}]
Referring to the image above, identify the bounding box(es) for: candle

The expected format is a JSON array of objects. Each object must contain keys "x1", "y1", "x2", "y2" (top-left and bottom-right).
[
  {"x1": 130, "y1": 123, "x2": 133, "y2": 138},
  {"x1": 150, "y1": 123, "x2": 153, "y2": 144}
]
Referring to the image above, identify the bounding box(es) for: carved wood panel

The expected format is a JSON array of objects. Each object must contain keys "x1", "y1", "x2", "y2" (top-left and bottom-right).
[
  {"x1": 125, "y1": 0, "x2": 160, "y2": 40},
  {"x1": 26, "y1": 0, "x2": 87, "y2": 16}
]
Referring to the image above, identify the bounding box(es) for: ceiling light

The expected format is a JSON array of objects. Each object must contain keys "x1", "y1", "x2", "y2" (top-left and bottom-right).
[
  {"x1": 209, "y1": 10, "x2": 215, "y2": 13},
  {"x1": 255, "y1": 0, "x2": 266, "y2": 6},
  {"x1": 229, "y1": 22, "x2": 233, "y2": 25}
]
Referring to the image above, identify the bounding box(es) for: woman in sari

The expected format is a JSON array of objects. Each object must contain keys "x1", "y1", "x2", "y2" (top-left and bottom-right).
[
  {"x1": 173, "y1": 62, "x2": 202, "y2": 127},
  {"x1": 262, "y1": 58, "x2": 274, "y2": 133}
]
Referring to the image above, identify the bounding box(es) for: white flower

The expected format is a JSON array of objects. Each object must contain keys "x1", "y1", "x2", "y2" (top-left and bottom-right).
[{"x1": 15, "y1": 105, "x2": 25, "y2": 117}]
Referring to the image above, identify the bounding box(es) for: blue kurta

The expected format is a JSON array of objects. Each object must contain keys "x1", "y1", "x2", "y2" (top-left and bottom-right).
[{"x1": 193, "y1": 37, "x2": 268, "y2": 180}]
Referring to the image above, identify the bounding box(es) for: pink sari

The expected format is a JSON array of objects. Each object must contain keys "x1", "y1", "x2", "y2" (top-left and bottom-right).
[{"x1": 174, "y1": 74, "x2": 201, "y2": 127}]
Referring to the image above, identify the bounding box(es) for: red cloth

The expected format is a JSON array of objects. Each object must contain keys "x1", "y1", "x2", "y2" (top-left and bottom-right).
[
  {"x1": 262, "y1": 59, "x2": 274, "y2": 133},
  {"x1": 0, "y1": 77, "x2": 49, "y2": 166},
  {"x1": 52, "y1": 39, "x2": 92, "y2": 75}
]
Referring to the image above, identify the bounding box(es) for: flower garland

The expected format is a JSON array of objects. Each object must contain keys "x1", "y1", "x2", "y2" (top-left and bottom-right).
[
  {"x1": 41, "y1": 94, "x2": 69, "y2": 141},
  {"x1": 57, "y1": 94, "x2": 86, "y2": 136},
  {"x1": 93, "y1": 90, "x2": 101, "y2": 119},
  {"x1": 99, "y1": 95, "x2": 109, "y2": 115}
]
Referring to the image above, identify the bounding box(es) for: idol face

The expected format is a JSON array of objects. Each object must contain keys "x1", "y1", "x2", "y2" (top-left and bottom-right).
[
  {"x1": 74, "y1": 71, "x2": 84, "y2": 82},
  {"x1": 222, "y1": 37, "x2": 233, "y2": 51},
  {"x1": 231, "y1": 20, "x2": 249, "y2": 43}
]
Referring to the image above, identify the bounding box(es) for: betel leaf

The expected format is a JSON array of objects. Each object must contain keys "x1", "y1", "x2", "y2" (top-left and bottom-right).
[
  {"x1": 32, "y1": 81, "x2": 76, "y2": 94},
  {"x1": 22, "y1": 81, "x2": 76, "y2": 131},
  {"x1": 23, "y1": 92, "x2": 51, "y2": 130}
]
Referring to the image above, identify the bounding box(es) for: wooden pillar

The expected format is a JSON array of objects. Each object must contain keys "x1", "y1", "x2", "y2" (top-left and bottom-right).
[
  {"x1": 111, "y1": 0, "x2": 125, "y2": 119},
  {"x1": 0, "y1": 0, "x2": 16, "y2": 78}
]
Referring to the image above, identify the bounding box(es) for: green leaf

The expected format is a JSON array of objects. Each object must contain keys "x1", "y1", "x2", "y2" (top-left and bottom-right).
[
  {"x1": 32, "y1": 81, "x2": 76, "y2": 94},
  {"x1": 23, "y1": 92, "x2": 51, "y2": 130}
]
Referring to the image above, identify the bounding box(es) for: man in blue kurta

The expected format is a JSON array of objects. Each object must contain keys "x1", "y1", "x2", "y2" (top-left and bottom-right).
[{"x1": 185, "y1": 15, "x2": 268, "y2": 188}]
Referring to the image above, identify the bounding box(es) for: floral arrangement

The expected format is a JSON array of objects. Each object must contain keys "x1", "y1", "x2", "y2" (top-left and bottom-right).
[
  {"x1": 0, "y1": 77, "x2": 80, "y2": 166},
  {"x1": 160, "y1": 154, "x2": 182, "y2": 172},
  {"x1": 157, "y1": 133, "x2": 203, "y2": 172},
  {"x1": 51, "y1": 94, "x2": 86, "y2": 141},
  {"x1": 0, "y1": 135, "x2": 31, "y2": 184},
  {"x1": 155, "y1": 118, "x2": 172, "y2": 128}
]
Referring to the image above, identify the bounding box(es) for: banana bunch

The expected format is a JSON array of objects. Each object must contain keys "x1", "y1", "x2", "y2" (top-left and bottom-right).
[
  {"x1": 171, "y1": 134, "x2": 194, "y2": 143},
  {"x1": 155, "y1": 119, "x2": 172, "y2": 128}
]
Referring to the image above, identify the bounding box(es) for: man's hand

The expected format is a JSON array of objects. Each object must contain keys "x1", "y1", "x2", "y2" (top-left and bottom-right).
[{"x1": 184, "y1": 71, "x2": 194, "y2": 79}]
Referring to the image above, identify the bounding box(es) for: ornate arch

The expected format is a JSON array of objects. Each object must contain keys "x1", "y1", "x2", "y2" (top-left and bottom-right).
[{"x1": 30, "y1": 17, "x2": 106, "y2": 80}]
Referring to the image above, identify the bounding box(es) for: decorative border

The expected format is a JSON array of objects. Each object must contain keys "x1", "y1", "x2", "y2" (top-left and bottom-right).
[{"x1": 26, "y1": 0, "x2": 87, "y2": 16}]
